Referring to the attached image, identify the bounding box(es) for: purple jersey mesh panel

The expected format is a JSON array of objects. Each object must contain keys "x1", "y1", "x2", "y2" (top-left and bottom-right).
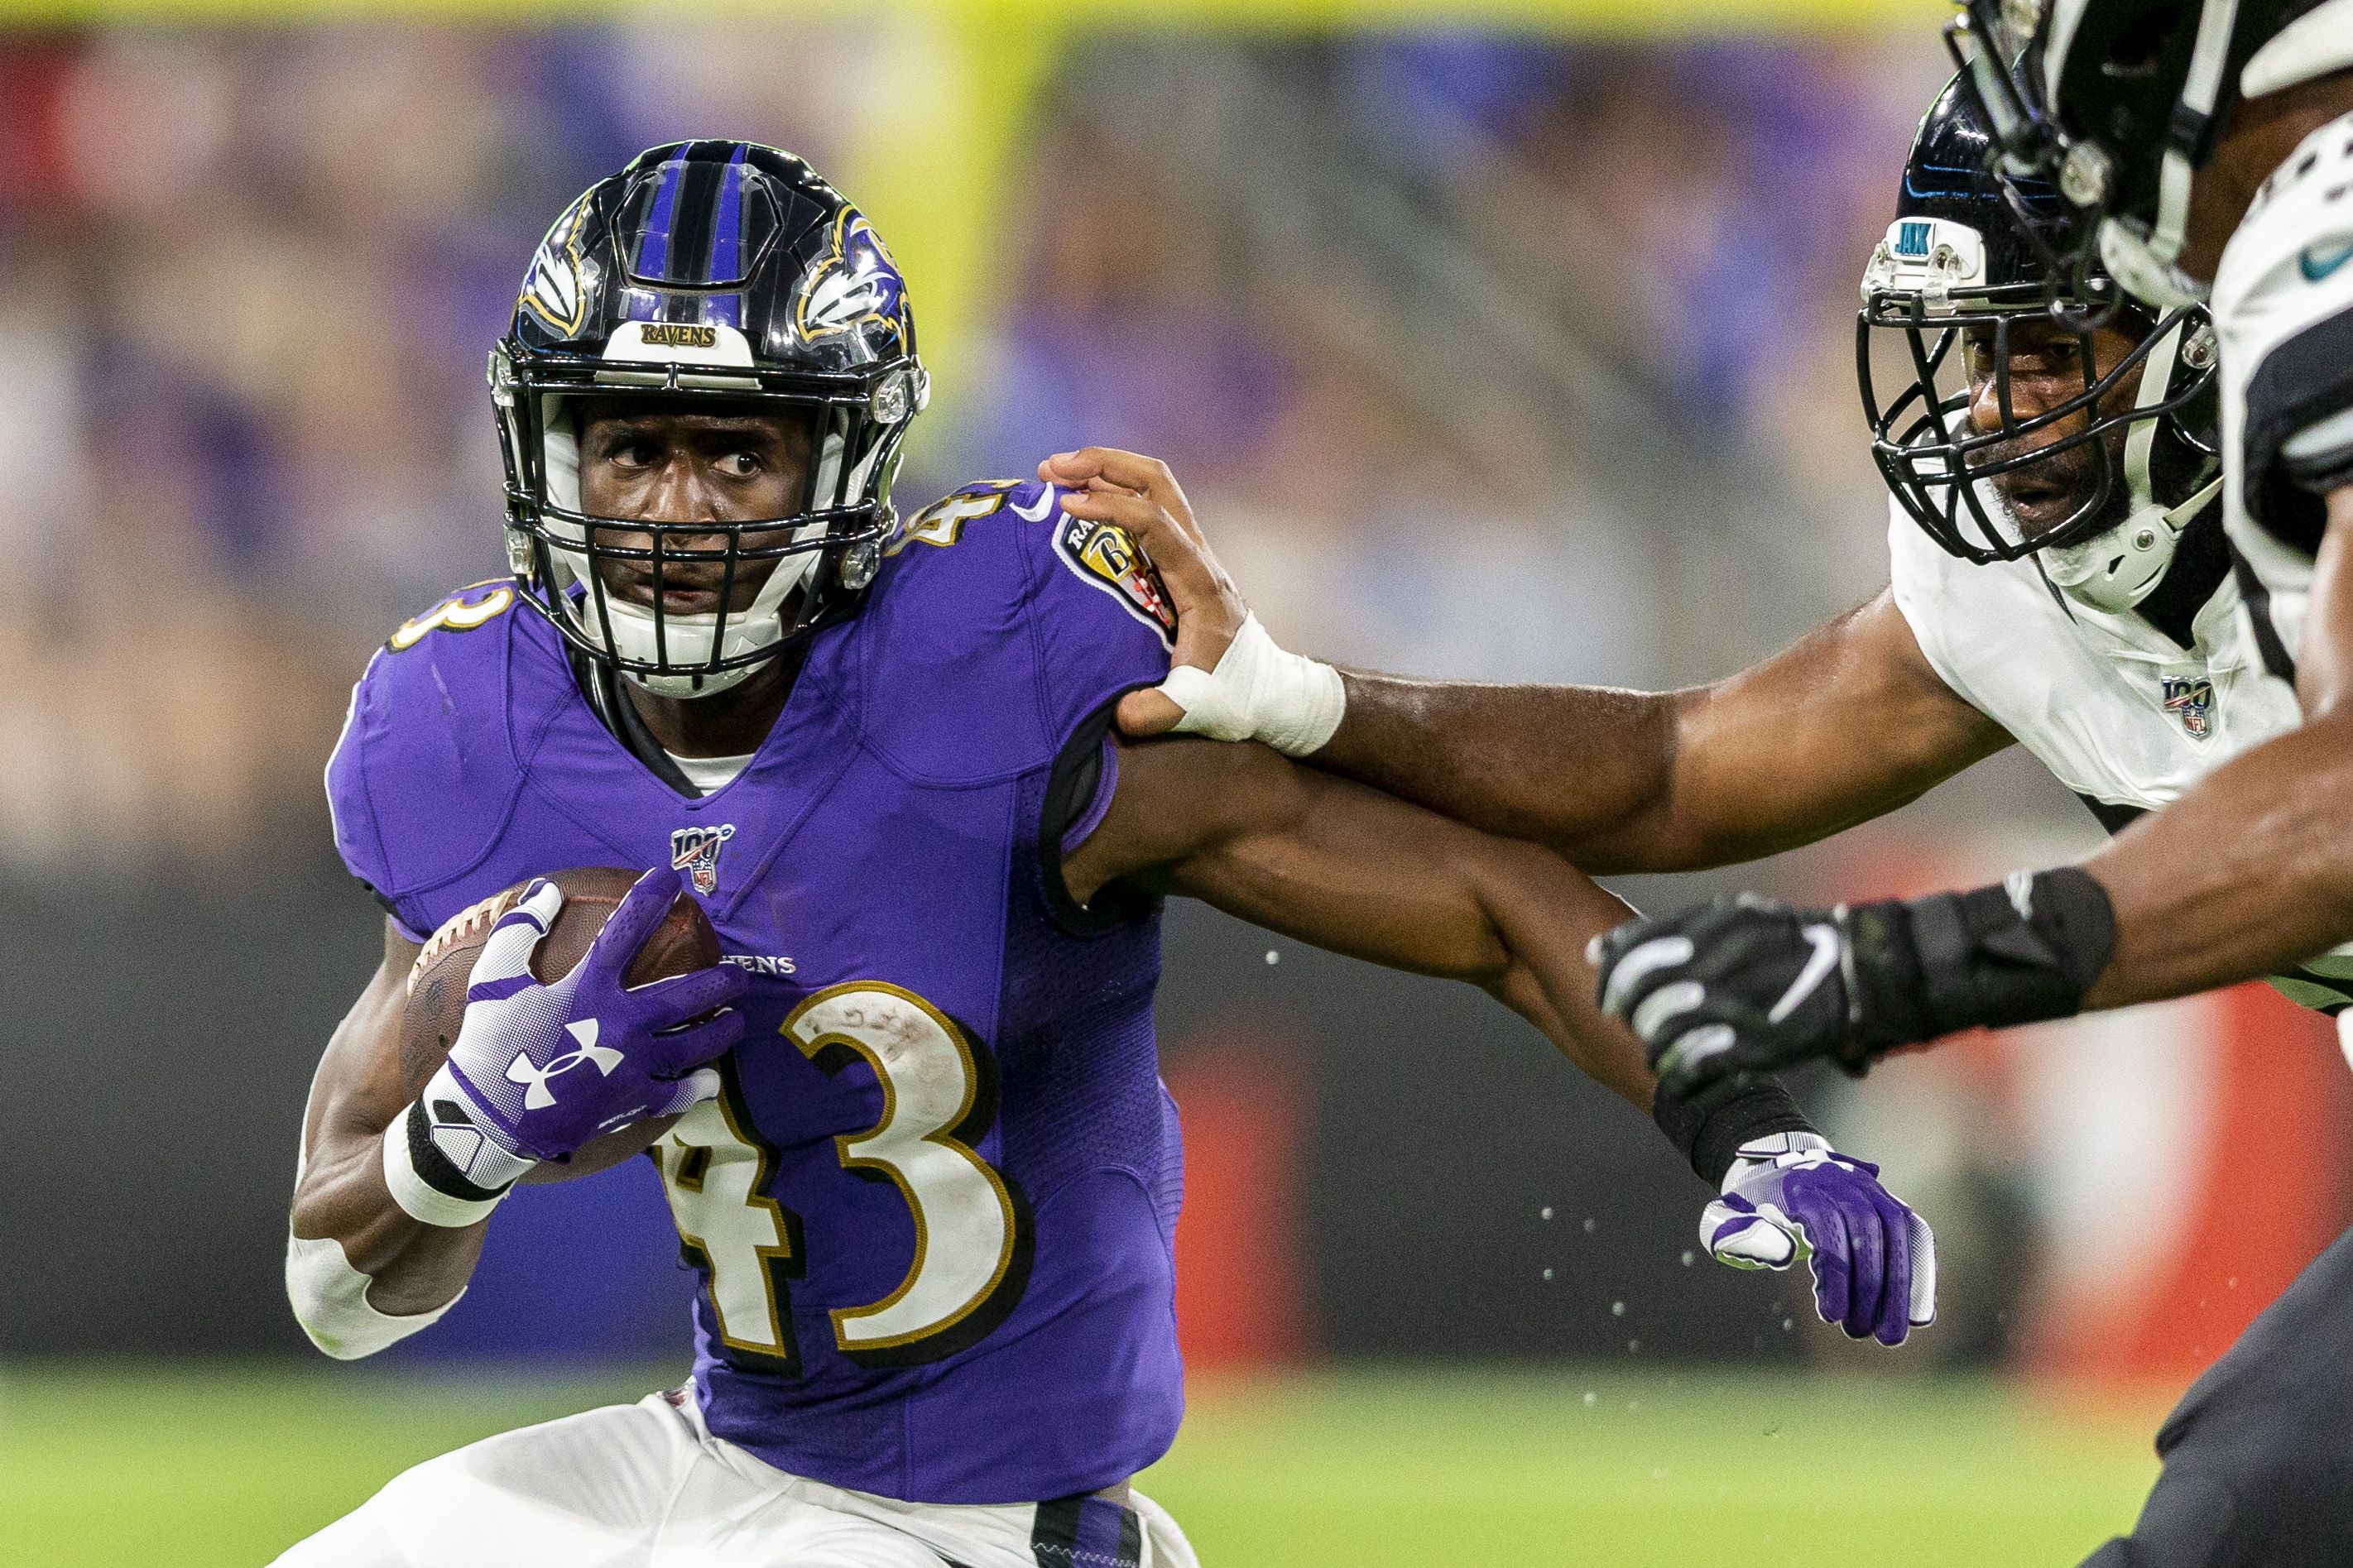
[{"x1": 996, "y1": 764, "x2": 1172, "y2": 1215}]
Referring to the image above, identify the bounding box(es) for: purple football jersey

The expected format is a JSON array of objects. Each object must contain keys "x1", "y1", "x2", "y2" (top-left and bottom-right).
[{"x1": 327, "y1": 477, "x2": 1187, "y2": 1504}]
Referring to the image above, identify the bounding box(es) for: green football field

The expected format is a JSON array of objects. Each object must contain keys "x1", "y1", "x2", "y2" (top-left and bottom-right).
[{"x1": 0, "y1": 1364, "x2": 2163, "y2": 1566}]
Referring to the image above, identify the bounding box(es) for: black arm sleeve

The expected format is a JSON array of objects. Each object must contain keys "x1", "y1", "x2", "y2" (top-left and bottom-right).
[
  {"x1": 1036, "y1": 688, "x2": 1160, "y2": 937},
  {"x1": 1651, "y1": 1077, "x2": 1815, "y2": 1188}
]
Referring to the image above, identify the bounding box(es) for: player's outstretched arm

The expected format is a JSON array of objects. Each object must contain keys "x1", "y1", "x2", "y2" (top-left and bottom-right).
[
  {"x1": 1598, "y1": 502, "x2": 2353, "y2": 1099},
  {"x1": 1062, "y1": 730, "x2": 1650, "y2": 1097},
  {"x1": 1320, "y1": 595, "x2": 2008, "y2": 875},
  {"x1": 1062, "y1": 732, "x2": 1938, "y2": 1343},
  {"x1": 287, "y1": 919, "x2": 492, "y2": 1355},
  {"x1": 1040, "y1": 448, "x2": 2006, "y2": 874}
]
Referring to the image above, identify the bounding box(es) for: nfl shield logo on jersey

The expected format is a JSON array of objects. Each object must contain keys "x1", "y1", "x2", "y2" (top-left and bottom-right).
[
  {"x1": 2163, "y1": 677, "x2": 2216, "y2": 739},
  {"x1": 670, "y1": 824, "x2": 737, "y2": 895}
]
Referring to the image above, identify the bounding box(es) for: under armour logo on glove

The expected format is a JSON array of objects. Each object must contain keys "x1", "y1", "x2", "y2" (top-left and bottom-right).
[
  {"x1": 429, "y1": 871, "x2": 748, "y2": 1164},
  {"x1": 505, "y1": 1020, "x2": 625, "y2": 1110}
]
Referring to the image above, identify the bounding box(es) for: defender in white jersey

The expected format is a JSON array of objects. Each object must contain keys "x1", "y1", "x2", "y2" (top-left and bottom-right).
[
  {"x1": 1889, "y1": 513, "x2": 2353, "y2": 1010},
  {"x1": 1589, "y1": 1, "x2": 2353, "y2": 1084},
  {"x1": 1578, "y1": 7, "x2": 2353, "y2": 1561},
  {"x1": 1025, "y1": 79, "x2": 2349, "y2": 1561}
]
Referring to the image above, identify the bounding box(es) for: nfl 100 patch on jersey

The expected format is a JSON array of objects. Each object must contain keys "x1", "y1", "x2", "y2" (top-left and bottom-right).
[
  {"x1": 2162, "y1": 677, "x2": 2216, "y2": 739},
  {"x1": 670, "y1": 823, "x2": 737, "y2": 895}
]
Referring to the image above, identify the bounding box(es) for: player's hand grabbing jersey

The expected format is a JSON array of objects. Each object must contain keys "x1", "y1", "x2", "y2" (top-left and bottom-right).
[
  {"x1": 325, "y1": 476, "x2": 1184, "y2": 1506},
  {"x1": 2216, "y1": 109, "x2": 2353, "y2": 682}
]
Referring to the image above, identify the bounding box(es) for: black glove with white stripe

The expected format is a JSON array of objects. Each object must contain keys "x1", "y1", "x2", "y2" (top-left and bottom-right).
[{"x1": 1592, "y1": 872, "x2": 2116, "y2": 1100}]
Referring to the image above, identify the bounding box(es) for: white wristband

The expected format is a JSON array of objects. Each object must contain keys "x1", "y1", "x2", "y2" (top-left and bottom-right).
[
  {"x1": 381, "y1": 1107, "x2": 519, "y2": 1229},
  {"x1": 1157, "y1": 612, "x2": 1345, "y2": 757}
]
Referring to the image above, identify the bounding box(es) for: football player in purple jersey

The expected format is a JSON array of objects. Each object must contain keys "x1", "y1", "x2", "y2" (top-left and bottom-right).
[{"x1": 275, "y1": 142, "x2": 1929, "y2": 1568}]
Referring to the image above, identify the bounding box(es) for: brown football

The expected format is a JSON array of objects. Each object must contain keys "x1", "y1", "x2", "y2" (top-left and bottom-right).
[{"x1": 399, "y1": 866, "x2": 723, "y2": 1182}]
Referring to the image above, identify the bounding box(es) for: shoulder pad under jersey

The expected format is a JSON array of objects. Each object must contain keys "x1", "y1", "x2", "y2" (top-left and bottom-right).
[
  {"x1": 324, "y1": 581, "x2": 532, "y2": 937},
  {"x1": 854, "y1": 475, "x2": 1175, "y2": 783}
]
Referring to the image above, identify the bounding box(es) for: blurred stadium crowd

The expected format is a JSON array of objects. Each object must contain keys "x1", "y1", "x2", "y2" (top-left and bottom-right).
[{"x1": 0, "y1": 26, "x2": 1959, "y2": 869}]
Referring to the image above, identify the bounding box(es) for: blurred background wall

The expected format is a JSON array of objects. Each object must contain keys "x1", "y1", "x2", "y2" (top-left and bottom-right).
[{"x1": 0, "y1": 5, "x2": 2345, "y2": 1398}]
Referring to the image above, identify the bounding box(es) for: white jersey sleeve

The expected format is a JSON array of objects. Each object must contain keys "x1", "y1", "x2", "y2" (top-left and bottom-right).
[{"x1": 2211, "y1": 109, "x2": 2353, "y2": 680}]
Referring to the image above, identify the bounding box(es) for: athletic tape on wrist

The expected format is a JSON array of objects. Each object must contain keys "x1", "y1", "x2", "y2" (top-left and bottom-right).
[
  {"x1": 380, "y1": 1098, "x2": 527, "y2": 1229},
  {"x1": 1159, "y1": 613, "x2": 1345, "y2": 757}
]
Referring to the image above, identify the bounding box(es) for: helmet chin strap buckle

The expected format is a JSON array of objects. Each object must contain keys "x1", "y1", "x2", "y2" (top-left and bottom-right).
[
  {"x1": 838, "y1": 539, "x2": 881, "y2": 592},
  {"x1": 2043, "y1": 477, "x2": 2223, "y2": 616},
  {"x1": 505, "y1": 529, "x2": 535, "y2": 582},
  {"x1": 2044, "y1": 503, "x2": 2178, "y2": 613}
]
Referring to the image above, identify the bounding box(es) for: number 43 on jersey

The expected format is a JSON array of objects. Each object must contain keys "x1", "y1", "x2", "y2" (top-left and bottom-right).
[{"x1": 655, "y1": 982, "x2": 1031, "y2": 1373}]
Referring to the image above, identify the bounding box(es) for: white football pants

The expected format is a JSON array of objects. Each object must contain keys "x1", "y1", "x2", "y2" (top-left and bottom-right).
[{"x1": 271, "y1": 1388, "x2": 1198, "y2": 1568}]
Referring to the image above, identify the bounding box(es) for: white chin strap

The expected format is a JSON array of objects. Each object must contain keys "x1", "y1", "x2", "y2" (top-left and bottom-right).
[
  {"x1": 2039, "y1": 319, "x2": 2220, "y2": 615},
  {"x1": 539, "y1": 397, "x2": 860, "y2": 700},
  {"x1": 2041, "y1": 481, "x2": 2222, "y2": 613}
]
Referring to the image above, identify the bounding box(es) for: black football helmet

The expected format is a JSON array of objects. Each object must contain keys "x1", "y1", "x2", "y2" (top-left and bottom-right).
[
  {"x1": 1860, "y1": 74, "x2": 2221, "y2": 609},
  {"x1": 1948, "y1": 0, "x2": 2340, "y2": 314},
  {"x1": 493, "y1": 141, "x2": 927, "y2": 698}
]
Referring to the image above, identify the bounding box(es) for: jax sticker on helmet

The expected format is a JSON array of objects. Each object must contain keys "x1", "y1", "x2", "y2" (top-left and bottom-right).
[{"x1": 1857, "y1": 73, "x2": 2220, "y2": 609}]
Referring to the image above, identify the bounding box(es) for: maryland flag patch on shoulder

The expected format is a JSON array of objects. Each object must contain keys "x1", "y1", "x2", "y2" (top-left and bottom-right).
[{"x1": 1053, "y1": 513, "x2": 1176, "y2": 645}]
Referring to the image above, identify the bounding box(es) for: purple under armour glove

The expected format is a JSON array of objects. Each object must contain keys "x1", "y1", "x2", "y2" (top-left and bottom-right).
[
  {"x1": 1703, "y1": 1132, "x2": 1939, "y2": 1347},
  {"x1": 433, "y1": 870, "x2": 747, "y2": 1166}
]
